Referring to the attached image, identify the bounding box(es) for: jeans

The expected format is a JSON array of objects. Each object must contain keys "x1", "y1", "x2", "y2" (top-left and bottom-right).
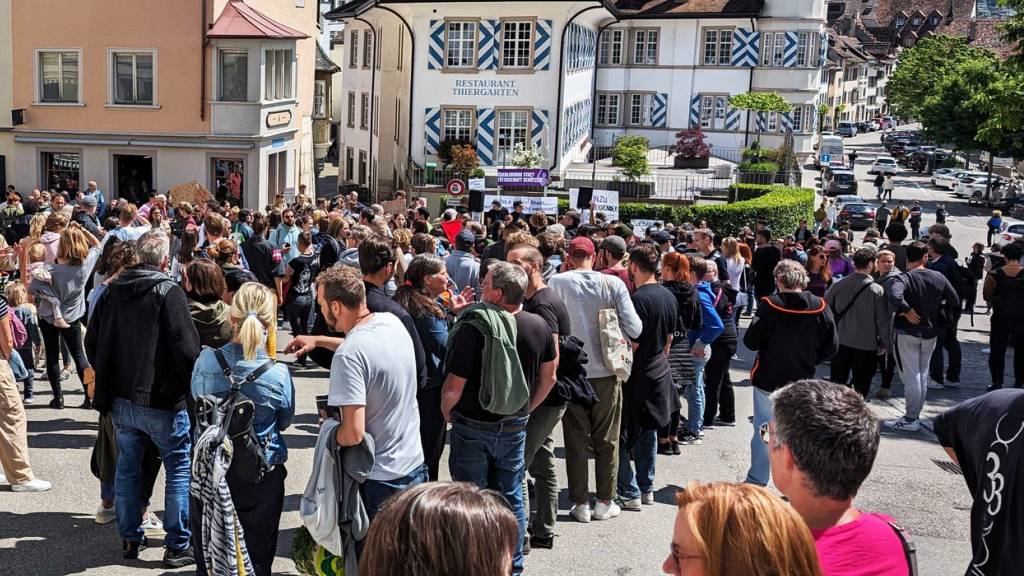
[
  {"x1": 15, "y1": 347, "x2": 33, "y2": 398},
  {"x1": 703, "y1": 339, "x2": 736, "y2": 423},
  {"x1": 894, "y1": 332, "x2": 937, "y2": 420},
  {"x1": 616, "y1": 428, "x2": 657, "y2": 501},
  {"x1": 111, "y1": 398, "x2": 191, "y2": 549},
  {"x1": 522, "y1": 403, "x2": 566, "y2": 539},
  {"x1": 879, "y1": 348, "x2": 896, "y2": 390},
  {"x1": 285, "y1": 298, "x2": 313, "y2": 365},
  {"x1": 360, "y1": 463, "x2": 428, "y2": 522},
  {"x1": 929, "y1": 324, "x2": 962, "y2": 383},
  {"x1": 744, "y1": 387, "x2": 774, "y2": 486},
  {"x1": 685, "y1": 347, "x2": 710, "y2": 434},
  {"x1": 989, "y1": 313, "x2": 1024, "y2": 387},
  {"x1": 831, "y1": 344, "x2": 879, "y2": 397},
  {"x1": 449, "y1": 414, "x2": 529, "y2": 574},
  {"x1": 39, "y1": 317, "x2": 90, "y2": 400},
  {"x1": 416, "y1": 385, "x2": 446, "y2": 481}
]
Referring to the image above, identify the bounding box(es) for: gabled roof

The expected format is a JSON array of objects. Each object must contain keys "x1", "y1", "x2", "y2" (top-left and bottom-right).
[
  {"x1": 325, "y1": 0, "x2": 760, "y2": 20},
  {"x1": 208, "y1": 0, "x2": 309, "y2": 40},
  {"x1": 316, "y1": 43, "x2": 341, "y2": 73}
]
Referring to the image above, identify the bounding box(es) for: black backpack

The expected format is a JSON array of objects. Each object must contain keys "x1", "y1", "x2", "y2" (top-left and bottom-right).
[
  {"x1": 194, "y1": 348, "x2": 277, "y2": 485},
  {"x1": 992, "y1": 269, "x2": 1024, "y2": 318}
]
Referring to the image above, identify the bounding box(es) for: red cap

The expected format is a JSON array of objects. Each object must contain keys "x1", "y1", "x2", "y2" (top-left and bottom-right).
[{"x1": 568, "y1": 236, "x2": 595, "y2": 258}]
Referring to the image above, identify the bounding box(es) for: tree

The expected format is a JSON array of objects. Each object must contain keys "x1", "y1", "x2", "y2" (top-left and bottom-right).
[
  {"x1": 832, "y1": 103, "x2": 846, "y2": 126},
  {"x1": 817, "y1": 103, "x2": 830, "y2": 132},
  {"x1": 728, "y1": 91, "x2": 791, "y2": 143},
  {"x1": 998, "y1": 0, "x2": 1024, "y2": 65},
  {"x1": 611, "y1": 135, "x2": 651, "y2": 181},
  {"x1": 449, "y1": 144, "x2": 479, "y2": 176},
  {"x1": 886, "y1": 35, "x2": 989, "y2": 120},
  {"x1": 670, "y1": 127, "x2": 710, "y2": 158}
]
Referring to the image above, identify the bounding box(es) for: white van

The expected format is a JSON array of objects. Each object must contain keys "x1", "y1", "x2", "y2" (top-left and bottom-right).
[{"x1": 816, "y1": 136, "x2": 845, "y2": 168}]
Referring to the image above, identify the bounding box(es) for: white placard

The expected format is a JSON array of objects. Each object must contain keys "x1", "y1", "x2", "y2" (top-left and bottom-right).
[
  {"x1": 569, "y1": 188, "x2": 619, "y2": 223},
  {"x1": 469, "y1": 178, "x2": 486, "y2": 191},
  {"x1": 631, "y1": 219, "x2": 661, "y2": 238},
  {"x1": 483, "y1": 195, "x2": 558, "y2": 215}
]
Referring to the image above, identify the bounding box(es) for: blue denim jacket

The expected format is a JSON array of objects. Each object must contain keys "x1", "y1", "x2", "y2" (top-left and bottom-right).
[
  {"x1": 413, "y1": 312, "x2": 449, "y2": 388},
  {"x1": 190, "y1": 343, "x2": 295, "y2": 465}
]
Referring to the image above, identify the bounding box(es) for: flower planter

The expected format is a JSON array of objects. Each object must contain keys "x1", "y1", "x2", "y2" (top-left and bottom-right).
[{"x1": 674, "y1": 156, "x2": 710, "y2": 169}]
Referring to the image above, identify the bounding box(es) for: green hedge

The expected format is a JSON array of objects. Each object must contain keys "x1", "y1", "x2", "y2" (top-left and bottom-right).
[{"x1": 727, "y1": 183, "x2": 778, "y2": 203}]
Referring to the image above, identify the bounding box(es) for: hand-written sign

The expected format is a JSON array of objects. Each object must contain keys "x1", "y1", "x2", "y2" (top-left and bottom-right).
[
  {"x1": 569, "y1": 188, "x2": 619, "y2": 223},
  {"x1": 452, "y1": 79, "x2": 519, "y2": 97},
  {"x1": 484, "y1": 195, "x2": 558, "y2": 215}
]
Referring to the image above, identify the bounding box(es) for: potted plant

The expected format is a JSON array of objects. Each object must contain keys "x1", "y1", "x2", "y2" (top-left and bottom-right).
[{"x1": 670, "y1": 127, "x2": 711, "y2": 169}]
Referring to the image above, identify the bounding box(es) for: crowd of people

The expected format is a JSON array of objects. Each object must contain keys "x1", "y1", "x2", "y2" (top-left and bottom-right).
[{"x1": 0, "y1": 179, "x2": 1018, "y2": 576}]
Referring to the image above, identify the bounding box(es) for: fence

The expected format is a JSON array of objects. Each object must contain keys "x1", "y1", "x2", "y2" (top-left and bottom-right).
[
  {"x1": 559, "y1": 170, "x2": 801, "y2": 202},
  {"x1": 590, "y1": 145, "x2": 746, "y2": 166}
]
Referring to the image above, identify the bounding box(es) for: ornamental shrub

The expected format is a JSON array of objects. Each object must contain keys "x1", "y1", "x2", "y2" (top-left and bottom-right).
[
  {"x1": 611, "y1": 136, "x2": 651, "y2": 181},
  {"x1": 670, "y1": 128, "x2": 710, "y2": 159}
]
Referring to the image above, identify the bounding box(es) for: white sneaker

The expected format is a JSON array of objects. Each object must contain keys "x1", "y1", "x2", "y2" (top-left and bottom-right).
[
  {"x1": 140, "y1": 512, "x2": 164, "y2": 535},
  {"x1": 11, "y1": 478, "x2": 52, "y2": 492},
  {"x1": 592, "y1": 501, "x2": 621, "y2": 521},
  {"x1": 569, "y1": 503, "x2": 591, "y2": 524},
  {"x1": 95, "y1": 504, "x2": 116, "y2": 524},
  {"x1": 0, "y1": 473, "x2": 7, "y2": 485},
  {"x1": 883, "y1": 417, "x2": 921, "y2": 432},
  {"x1": 618, "y1": 497, "x2": 642, "y2": 511},
  {"x1": 927, "y1": 379, "x2": 945, "y2": 390},
  {"x1": 641, "y1": 491, "x2": 655, "y2": 506}
]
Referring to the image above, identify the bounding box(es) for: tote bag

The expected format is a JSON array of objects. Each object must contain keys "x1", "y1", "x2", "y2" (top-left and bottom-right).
[{"x1": 598, "y1": 275, "x2": 633, "y2": 382}]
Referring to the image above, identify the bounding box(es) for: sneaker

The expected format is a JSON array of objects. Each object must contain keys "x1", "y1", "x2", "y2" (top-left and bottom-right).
[
  {"x1": 875, "y1": 388, "x2": 892, "y2": 400},
  {"x1": 713, "y1": 418, "x2": 736, "y2": 427},
  {"x1": 927, "y1": 379, "x2": 945, "y2": 390},
  {"x1": 522, "y1": 536, "x2": 531, "y2": 555},
  {"x1": 78, "y1": 397, "x2": 92, "y2": 410},
  {"x1": 530, "y1": 534, "x2": 554, "y2": 549},
  {"x1": 657, "y1": 442, "x2": 674, "y2": 456},
  {"x1": 678, "y1": 431, "x2": 702, "y2": 445},
  {"x1": 569, "y1": 503, "x2": 591, "y2": 523},
  {"x1": 95, "y1": 504, "x2": 116, "y2": 524},
  {"x1": 163, "y1": 547, "x2": 196, "y2": 569},
  {"x1": 11, "y1": 478, "x2": 52, "y2": 492},
  {"x1": 641, "y1": 491, "x2": 655, "y2": 506},
  {"x1": 0, "y1": 473, "x2": 7, "y2": 484},
  {"x1": 883, "y1": 417, "x2": 922, "y2": 432},
  {"x1": 697, "y1": 429, "x2": 706, "y2": 438},
  {"x1": 123, "y1": 536, "x2": 149, "y2": 560},
  {"x1": 48, "y1": 398, "x2": 64, "y2": 409},
  {"x1": 618, "y1": 497, "x2": 642, "y2": 511},
  {"x1": 671, "y1": 441, "x2": 680, "y2": 455},
  {"x1": 592, "y1": 501, "x2": 621, "y2": 521},
  {"x1": 141, "y1": 512, "x2": 164, "y2": 535},
  {"x1": 23, "y1": 395, "x2": 33, "y2": 404},
  {"x1": 944, "y1": 378, "x2": 961, "y2": 388}
]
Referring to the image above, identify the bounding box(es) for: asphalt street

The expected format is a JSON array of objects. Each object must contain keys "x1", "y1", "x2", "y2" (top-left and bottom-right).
[{"x1": 0, "y1": 128, "x2": 989, "y2": 575}]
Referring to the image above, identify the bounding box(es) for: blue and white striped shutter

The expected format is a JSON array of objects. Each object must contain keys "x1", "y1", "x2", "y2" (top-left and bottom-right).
[
  {"x1": 476, "y1": 109, "x2": 495, "y2": 166},
  {"x1": 756, "y1": 112, "x2": 766, "y2": 132},
  {"x1": 731, "y1": 28, "x2": 760, "y2": 67},
  {"x1": 424, "y1": 108, "x2": 441, "y2": 154},
  {"x1": 819, "y1": 30, "x2": 828, "y2": 66},
  {"x1": 478, "y1": 21, "x2": 497, "y2": 70},
  {"x1": 572, "y1": 25, "x2": 580, "y2": 70},
  {"x1": 781, "y1": 112, "x2": 793, "y2": 132},
  {"x1": 689, "y1": 95, "x2": 700, "y2": 127},
  {"x1": 531, "y1": 109, "x2": 548, "y2": 150},
  {"x1": 783, "y1": 31, "x2": 798, "y2": 67},
  {"x1": 534, "y1": 20, "x2": 552, "y2": 70},
  {"x1": 652, "y1": 93, "x2": 668, "y2": 128},
  {"x1": 427, "y1": 20, "x2": 445, "y2": 70},
  {"x1": 725, "y1": 108, "x2": 741, "y2": 131}
]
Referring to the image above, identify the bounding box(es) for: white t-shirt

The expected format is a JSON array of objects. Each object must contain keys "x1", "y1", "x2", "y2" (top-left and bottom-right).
[{"x1": 328, "y1": 312, "x2": 423, "y2": 481}]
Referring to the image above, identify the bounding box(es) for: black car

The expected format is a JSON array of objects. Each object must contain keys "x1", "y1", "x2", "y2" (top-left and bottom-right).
[
  {"x1": 838, "y1": 203, "x2": 877, "y2": 231},
  {"x1": 856, "y1": 122, "x2": 871, "y2": 133},
  {"x1": 826, "y1": 170, "x2": 858, "y2": 196}
]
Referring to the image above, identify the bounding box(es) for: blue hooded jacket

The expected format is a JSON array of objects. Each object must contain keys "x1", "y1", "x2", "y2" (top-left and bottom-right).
[{"x1": 688, "y1": 281, "x2": 724, "y2": 348}]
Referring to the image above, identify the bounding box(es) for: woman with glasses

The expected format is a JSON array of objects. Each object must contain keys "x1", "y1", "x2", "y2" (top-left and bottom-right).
[{"x1": 804, "y1": 246, "x2": 832, "y2": 298}]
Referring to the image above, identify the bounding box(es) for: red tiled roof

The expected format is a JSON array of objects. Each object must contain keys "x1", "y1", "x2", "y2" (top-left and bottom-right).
[
  {"x1": 613, "y1": 0, "x2": 763, "y2": 17},
  {"x1": 208, "y1": 0, "x2": 309, "y2": 39},
  {"x1": 941, "y1": 17, "x2": 1016, "y2": 57}
]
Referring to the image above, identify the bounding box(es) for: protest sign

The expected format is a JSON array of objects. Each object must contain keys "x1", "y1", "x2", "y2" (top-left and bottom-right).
[
  {"x1": 483, "y1": 195, "x2": 558, "y2": 214},
  {"x1": 168, "y1": 180, "x2": 211, "y2": 208},
  {"x1": 570, "y1": 188, "x2": 619, "y2": 223}
]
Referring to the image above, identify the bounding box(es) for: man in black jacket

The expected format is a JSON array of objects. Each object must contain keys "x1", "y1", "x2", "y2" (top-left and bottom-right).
[
  {"x1": 743, "y1": 259, "x2": 838, "y2": 487},
  {"x1": 85, "y1": 229, "x2": 201, "y2": 567},
  {"x1": 925, "y1": 236, "x2": 963, "y2": 388},
  {"x1": 751, "y1": 228, "x2": 782, "y2": 302}
]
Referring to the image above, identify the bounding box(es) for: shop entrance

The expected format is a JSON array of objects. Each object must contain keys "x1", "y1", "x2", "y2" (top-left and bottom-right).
[{"x1": 113, "y1": 154, "x2": 153, "y2": 205}]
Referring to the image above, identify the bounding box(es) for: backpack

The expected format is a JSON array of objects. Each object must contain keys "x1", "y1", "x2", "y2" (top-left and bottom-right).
[
  {"x1": 194, "y1": 348, "x2": 277, "y2": 485},
  {"x1": 991, "y1": 269, "x2": 1024, "y2": 318},
  {"x1": 952, "y1": 264, "x2": 976, "y2": 301},
  {"x1": 9, "y1": 312, "x2": 27, "y2": 350}
]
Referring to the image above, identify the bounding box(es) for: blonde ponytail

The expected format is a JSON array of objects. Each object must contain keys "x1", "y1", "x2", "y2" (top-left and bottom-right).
[{"x1": 229, "y1": 282, "x2": 276, "y2": 360}]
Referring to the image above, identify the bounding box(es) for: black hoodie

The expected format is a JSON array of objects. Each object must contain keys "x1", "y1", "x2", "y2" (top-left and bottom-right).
[
  {"x1": 743, "y1": 291, "x2": 838, "y2": 393},
  {"x1": 86, "y1": 265, "x2": 201, "y2": 412}
]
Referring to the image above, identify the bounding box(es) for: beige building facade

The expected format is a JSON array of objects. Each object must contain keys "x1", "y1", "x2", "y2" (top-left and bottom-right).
[
  {"x1": 0, "y1": 0, "x2": 13, "y2": 192},
  {"x1": 9, "y1": 0, "x2": 319, "y2": 208}
]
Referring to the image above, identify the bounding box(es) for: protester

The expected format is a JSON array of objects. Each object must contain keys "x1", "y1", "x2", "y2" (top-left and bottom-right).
[
  {"x1": 85, "y1": 229, "x2": 201, "y2": 566},
  {"x1": 283, "y1": 231, "x2": 318, "y2": 368},
  {"x1": 804, "y1": 245, "x2": 833, "y2": 297},
  {"x1": 595, "y1": 235, "x2": 633, "y2": 291},
  {"x1": 873, "y1": 249, "x2": 901, "y2": 400},
  {"x1": 983, "y1": 241, "x2": 1024, "y2": 390},
  {"x1": 743, "y1": 260, "x2": 837, "y2": 486},
  {"x1": 680, "y1": 256, "x2": 724, "y2": 445},
  {"x1": 664, "y1": 481, "x2": 823, "y2": 576},
  {"x1": 5, "y1": 283, "x2": 39, "y2": 404},
  {"x1": 549, "y1": 236, "x2": 642, "y2": 524},
  {"x1": 769, "y1": 380, "x2": 912, "y2": 575},
  {"x1": 925, "y1": 236, "x2": 963, "y2": 388},
  {"x1": 240, "y1": 213, "x2": 278, "y2": 291},
  {"x1": 181, "y1": 259, "x2": 233, "y2": 349},
  {"x1": 751, "y1": 228, "x2": 781, "y2": 302},
  {"x1": 825, "y1": 247, "x2": 889, "y2": 397},
  {"x1": 206, "y1": 238, "x2": 256, "y2": 301},
  {"x1": 446, "y1": 229, "x2": 481, "y2": 297},
  {"x1": 659, "y1": 253, "x2": 701, "y2": 455},
  {"x1": 701, "y1": 262, "x2": 738, "y2": 429}
]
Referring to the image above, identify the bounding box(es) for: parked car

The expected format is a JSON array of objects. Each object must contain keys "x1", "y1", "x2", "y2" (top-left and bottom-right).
[
  {"x1": 868, "y1": 119, "x2": 881, "y2": 131},
  {"x1": 934, "y1": 170, "x2": 984, "y2": 190},
  {"x1": 838, "y1": 203, "x2": 877, "y2": 231},
  {"x1": 856, "y1": 122, "x2": 871, "y2": 133},
  {"x1": 869, "y1": 156, "x2": 899, "y2": 175},
  {"x1": 957, "y1": 176, "x2": 1003, "y2": 198},
  {"x1": 837, "y1": 121, "x2": 858, "y2": 137},
  {"x1": 995, "y1": 219, "x2": 1024, "y2": 247},
  {"x1": 913, "y1": 151, "x2": 953, "y2": 173},
  {"x1": 930, "y1": 168, "x2": 958, "y2": 186},
  {"x1": 827, "y1": 169, "x2": 858, "y2": 196},
  {"x1": 834, "y1": 195, "x2": 867, "y2": 211}
]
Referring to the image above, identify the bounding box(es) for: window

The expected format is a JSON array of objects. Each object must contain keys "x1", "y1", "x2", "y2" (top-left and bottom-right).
[
  {"x1": 264, "y1": 49, "x2": 293, "y2": 101},
  {"x1": 41, "y1": 151, "x2": 81, "y2": 193},
  {"x1": 767, "y1": 111, "x2": 778, "y2": 132},
  {"x1": 38, "y1": 51, "x2": 80, "y2": 103},
  {"x1": 629, "y1": 93, "x2": 654, "y2": 126},
  {"x1": 345, "y1": 147, "x2": 354, "y2": 180},
  {"x1": 347, "y1": 92, "x2": 355, "y2": 127},
  {"x1": 267, "y1": 151, "x2": 287, "y2": 199},
  {"x1": 632, "y1": 29, "x2": 658, "y2": 65},
  {"x1": 761, "y1": 32, "x2": 785, "y2": 66},
  {"x1": 903, "y1": 37, "x2": 915, "y2": 47},
  {"x1": 398, "y1": 25, "x2": 404, "y2": 70},
  {"x1": 596, "y1": 93, "x2": 621, "y2": 126},
  {"x1": 349, "y1": 30, "x2": 359, "y2": 67},
  {"x1": 699, "y1": 95, "x2": 728, "y2": 129},
  {"x1": 363, "y1": 30, "x2": 373, "y2": 68},
  {"x1": 599, "y1": 29, "x2": 624, "y2": 65},
  {"x1": 211, "y1": 159, "x2": 243, "y2": 203},
  {"x1": 376, "y1": 27, "x2": 382, "y2": 69},
  {"x1": 442, "y1": 108, "x2": 474, "y2": 142},
  {"x1": 929, "y1": 15, "x2": 940, "y2": 25},
  {"x1": 111, "y1": 51, "x2": 154, "y2": 105},
  {"x1": 792, "y1": 105, "x2": 805, "y2": 132},
  {"x1": 445, "y1": 21, "x2": 477, "y2": 68},
  {"x1": 373, "y1": 95, "x2": 379, "y2": 135},
  {"x1": 796, "y1": 32, "x2": 816, "y2": 67},
  {"x1": 496, "y1": 110, "x2": 529, "y2": 159},
  {"x1": 501, "y1": 21, "x2": 533, "y2": 68},
  {"x1": 219, "y1": 50, "x2": 248, "y2": 102},
  {"x1": 911, "y1": 16, "x2": 923, "y2": 25},
  {"x1": 895, "y1": 16, "x2": 906, "y2": 27},
  {"x1": 360, "y1": 93, "x2": 369, "y2": 129},
  {"x1": 702, "y1": 29, "x2": 733, "y2": 65},
  {"x1": 358, "y1": 150, "x2": 368, "y2": 185},
  {"x1": 313, "y1": 80, "x2": 327, "y2": 118}
]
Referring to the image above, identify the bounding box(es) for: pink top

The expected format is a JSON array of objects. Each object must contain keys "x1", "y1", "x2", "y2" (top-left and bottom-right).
[{"x1": 811, "y1": 512, "x2": 909, "y2": 576}]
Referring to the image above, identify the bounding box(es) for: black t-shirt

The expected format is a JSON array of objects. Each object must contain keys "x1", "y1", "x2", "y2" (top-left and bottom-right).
[
  {"x1": 752, "y1": 245, "x2": 782, "y2": 295},
  {"x1": 448, "y1": 310, "x2": 556, "y2": 422},
  {"x1": 241, "y1": 237, "x2": 276, "y2": 289},
  {"x1": 626, "y1": 283, "x2": 678, "y2": 431},
  {"x1": 485, "y1": 207, "x2": 509, "y2": 224},
  {"x1": 287, "y1": 253, "x2": 317, "y2": 301},
  {"x1": 934, "y1": 389, "x2": 1024, "y2": 576},
  {"x1": 523, "y1": 287, "x2": 571, "y2": 337}
]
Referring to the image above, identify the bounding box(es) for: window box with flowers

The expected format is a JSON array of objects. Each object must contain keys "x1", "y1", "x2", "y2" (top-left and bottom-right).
[{"x1": 671, "y1": 127, "x2": 711, "y2": 169}]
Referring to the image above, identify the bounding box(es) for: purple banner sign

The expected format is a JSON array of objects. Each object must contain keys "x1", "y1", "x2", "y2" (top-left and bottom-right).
[{"x1": 497, "y1": 168, "x2": 550, "y2": 187}]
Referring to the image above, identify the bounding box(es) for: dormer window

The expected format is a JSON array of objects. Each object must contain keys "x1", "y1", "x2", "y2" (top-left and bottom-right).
[
  {"x1": 911, "y1": 16, "x2": 923, "y2": 25},
  {"x1": 895, "y1": 16, "x2": 906, "y2": 26},
  {"x1": 930, "y1": 15, "x2": 940, "y2": 24},
  {"x1": 903, "y1": 37, "x2": 915, "y2": 47}
]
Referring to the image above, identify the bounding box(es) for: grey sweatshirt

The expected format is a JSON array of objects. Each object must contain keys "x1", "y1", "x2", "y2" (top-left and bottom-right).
[
  {"x1": 549, "y1": 269, "x2": 643, "y2": 379},
  {"x1": 825, "y1": 272, "x2": 890, "y2": 351}
]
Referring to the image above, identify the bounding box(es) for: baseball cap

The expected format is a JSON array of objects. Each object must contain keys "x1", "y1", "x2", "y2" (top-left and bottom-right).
[
  {"x1": 568, "y1": 236, "x2": 596, "y2": 258},
  {"x1": 80, "y1": 194, "x2": 98, "y2": 207},
  {"x1": 455, "y1": 229, "x2": 476, "y2": 249},
  {"x1": 652, "y1": 230, "x2": 672, "y2": 243},
  {"x1": 600, "y1": 235, "x2": 627, "y2": 259}
]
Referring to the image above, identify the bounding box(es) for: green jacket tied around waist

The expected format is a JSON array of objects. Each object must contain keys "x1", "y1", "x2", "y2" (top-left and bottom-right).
[{"x1": 446, "y1": 303, "x2": 529, "y2": 416}]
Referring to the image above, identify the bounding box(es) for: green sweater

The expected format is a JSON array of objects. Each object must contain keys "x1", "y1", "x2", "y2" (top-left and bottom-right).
[{"x1": 447, "y1": 303, "x2": 528, "y2": 416}]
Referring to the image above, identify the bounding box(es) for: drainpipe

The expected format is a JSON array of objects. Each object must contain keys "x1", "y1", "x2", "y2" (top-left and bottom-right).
[
  {"x1": 373, "y1": 5, "x2": 415, "y2": 181},
  {"x1": 590, "y1": 17, "x2": 620, "y2": 187},
  {"x1": 355, "y1": 17, "x2": 378, "y2": 202},
  {"x1": 200, "y1": 0, "x2": 208, "y2": 121},
  {"x1": 550, "y1": 4, "x2": 607, "y2": 172},
  {"x1": 743, "y1": 17, "x2": 755, "y2": 148}
]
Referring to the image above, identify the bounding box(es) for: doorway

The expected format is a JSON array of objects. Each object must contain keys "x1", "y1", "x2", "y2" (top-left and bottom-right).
[
  {"x1": 113, "y1": 154, "x2": 153, "y2": 205},
  {"x1": 211, "y1": 158, "x2": 245, "y2": 207}
]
